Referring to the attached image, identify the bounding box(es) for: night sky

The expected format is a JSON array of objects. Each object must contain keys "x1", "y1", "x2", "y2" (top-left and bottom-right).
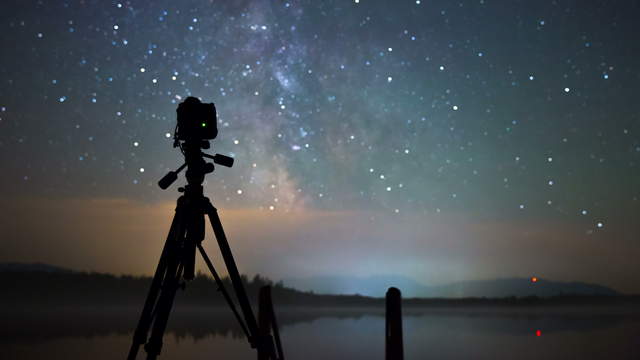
[{"x1": 1, "y1": 0, "x2": 639, "y2": 292}]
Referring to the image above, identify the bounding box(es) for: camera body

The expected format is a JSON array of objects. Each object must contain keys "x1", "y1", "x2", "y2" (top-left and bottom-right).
[
  {"x1": 176, "y1": 97, "x2": 218, "y2": 141},
  {"x1": 158, "y1": 97, "x2": 233, "y2": 190}
]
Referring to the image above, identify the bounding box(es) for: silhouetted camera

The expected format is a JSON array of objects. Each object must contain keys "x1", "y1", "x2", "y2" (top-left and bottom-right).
[{"x1": 176, "y1": 97, "x2": 218, "y2": 141}]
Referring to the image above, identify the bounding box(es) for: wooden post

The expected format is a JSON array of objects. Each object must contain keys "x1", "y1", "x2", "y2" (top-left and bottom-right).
[
  {"x1": 386, "y1": 287, "x2": 403, "y2": 360},
  {"x1": 258, "y1": 286, "x2": 273, "y2": 360},
  {"x1": 258, "y1": 285, "x2": 284, "y2": 360}
]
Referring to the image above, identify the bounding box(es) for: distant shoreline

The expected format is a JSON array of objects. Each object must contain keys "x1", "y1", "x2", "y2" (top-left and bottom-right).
[{"x1": 4, "y1": 301, "x2": 640, "y2": 313}]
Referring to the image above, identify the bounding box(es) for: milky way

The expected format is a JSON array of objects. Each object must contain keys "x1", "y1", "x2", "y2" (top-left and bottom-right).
[{"x1": 1, "y1": 1, "x2": 639, "y2": 290}]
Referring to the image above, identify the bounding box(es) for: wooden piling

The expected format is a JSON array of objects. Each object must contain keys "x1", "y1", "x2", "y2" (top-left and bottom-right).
[
  {"x1": 258, "y1": 285, "x2": 284, "y2": 360},
  {"x1": 385, "y1": 287, "x2": 403, "y2": 360}
]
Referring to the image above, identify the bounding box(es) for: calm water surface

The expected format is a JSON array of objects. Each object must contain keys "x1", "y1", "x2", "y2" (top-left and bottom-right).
[{"x1": 2, "y1": 306, "x2": 639, "y2": 359}]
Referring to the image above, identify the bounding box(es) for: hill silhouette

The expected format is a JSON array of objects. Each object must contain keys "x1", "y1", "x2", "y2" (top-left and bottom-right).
[{"x1": 283, "y1": 275, "x2": 619, "y2": 298}]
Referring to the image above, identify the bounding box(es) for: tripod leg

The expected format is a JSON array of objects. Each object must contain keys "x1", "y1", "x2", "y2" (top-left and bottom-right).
[
  {"x1": 204, "y1": 201, "x2": 260, "y2": 345},
  {"x1": 128, "y1": 208, "x2": 184, "y2": 360},
  {"x1": 144, "y1": 260, "x2": 184, "y2": 360},
  {"x1": 183, "y1": 206, "x2": 204, "y2": 280}
]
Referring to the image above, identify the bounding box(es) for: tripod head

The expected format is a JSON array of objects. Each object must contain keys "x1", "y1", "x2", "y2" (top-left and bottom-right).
[
  {"x1": 157, "y1": 144, "x2": 234, "y2": 191},
  {"x1": 158, "y1": 97, "x2": 234, "y2": 191}
]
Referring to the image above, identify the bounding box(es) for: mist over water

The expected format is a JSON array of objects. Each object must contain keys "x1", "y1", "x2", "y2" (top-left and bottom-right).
[{"x1": 3, "y1": 306, "x2": 639, "y2": 360}]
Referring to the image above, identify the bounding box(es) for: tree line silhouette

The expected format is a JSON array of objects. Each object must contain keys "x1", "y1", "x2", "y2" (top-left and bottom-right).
[{"x1": 1, "y1": 269, "x2": 378, "y2": 308}]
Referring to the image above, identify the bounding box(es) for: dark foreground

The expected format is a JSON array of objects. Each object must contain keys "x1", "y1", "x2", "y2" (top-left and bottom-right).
[
  {"x1": 2, "y1": 305, "x2": 640, "y2": 360},
  {"x1": 2, "y1": 268, "x2": 640, "y2": 359}
]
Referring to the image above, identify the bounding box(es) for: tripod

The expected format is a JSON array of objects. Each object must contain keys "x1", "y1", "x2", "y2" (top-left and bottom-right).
[{"x1": 127, "y1": 139, "x2": 281, "y2": 360}]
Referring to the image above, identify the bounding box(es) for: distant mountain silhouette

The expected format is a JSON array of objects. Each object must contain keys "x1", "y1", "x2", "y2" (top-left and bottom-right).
[
  {"x1": 283, "y1": 275, "x2": 619, "y2": 298},
  {"x1": 427, "y1": 278, "x2": 619, "y2": 297}
]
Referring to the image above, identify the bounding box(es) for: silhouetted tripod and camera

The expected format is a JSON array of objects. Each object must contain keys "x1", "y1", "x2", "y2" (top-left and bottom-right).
[{"x1": 128, "y1": 97, "x2": 283, "y2": 360}]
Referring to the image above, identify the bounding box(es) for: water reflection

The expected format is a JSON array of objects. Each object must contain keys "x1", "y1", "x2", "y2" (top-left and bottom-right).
[{"x1": 2, "y1": 306, "x2": 639, "y2": 359}]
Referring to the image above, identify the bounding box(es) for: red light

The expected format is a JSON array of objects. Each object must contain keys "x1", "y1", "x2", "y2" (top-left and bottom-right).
[
  {"x1": 536, "y1": 330, "x2": 542, "y2": 337},
  {"x1": 531, "y1": 277, "x2": 538, "y2": 283}
]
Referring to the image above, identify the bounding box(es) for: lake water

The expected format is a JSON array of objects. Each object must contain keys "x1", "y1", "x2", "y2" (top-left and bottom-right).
[{"x1": 2, "y1": 306, "x2": 639, "y2": 359}]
